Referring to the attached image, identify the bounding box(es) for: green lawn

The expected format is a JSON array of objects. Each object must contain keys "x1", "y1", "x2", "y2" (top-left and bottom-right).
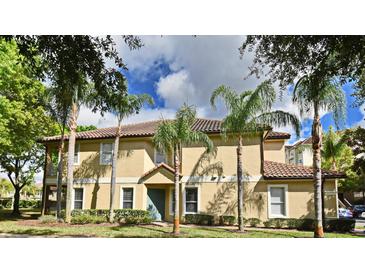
[{"x1": 0, "y1": 209, "x2": 361, "y2": 238}]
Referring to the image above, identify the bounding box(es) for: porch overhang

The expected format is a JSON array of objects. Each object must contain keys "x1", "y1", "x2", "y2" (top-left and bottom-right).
[{"x1": 139, "y1": 163, "x2": 181, "y2": 184}]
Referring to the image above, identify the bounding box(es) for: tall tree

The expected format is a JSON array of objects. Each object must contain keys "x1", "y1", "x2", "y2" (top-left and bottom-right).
[
  {"x1": 103, "y1": 75, "x2": 153, "y2": 222},
  {"x1": 4, "y1": 35, "x2": 143, "y2": 222},
  {"x1": 239, "y1": 35, "x2": 358, "y2": 237},
  {"x1": 210, "y1": 81, "x2": 300, "y2": 232},
  {"x1": 322, "y1": 126, "x2": 349, "y2": 171},
  {"x1": 45, "y1": 86, "x2": 71, "y2": 220},
  {"x1": 153, "y1": 104, "x2": 214, "y2": 235},
  {"x1": 0, "y1": 39, "x2": 56, "y2": 215},
  {"x1": 292, "y1": 76, "x2": 346, "y2": 237}
]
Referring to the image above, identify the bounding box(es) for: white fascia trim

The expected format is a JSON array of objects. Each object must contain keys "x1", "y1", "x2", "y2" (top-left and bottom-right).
[
  {"x1": 120, "y1": 185, "x2": 136, "y2": 209},
  {"x1": 267, "y1": 184, "x2": 289, "y2": 219},
  {"x1": 181, "y1": 175, "x2": 263, "y2": 183}
]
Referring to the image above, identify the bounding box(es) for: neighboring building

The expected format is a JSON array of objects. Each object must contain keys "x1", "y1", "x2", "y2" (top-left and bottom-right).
[
  {"x1": 40, "y1": 119, "x2": 344, "y2": 222},
  {"x1": 285, "y1": 137, "x2": 313, "y2": 166}
]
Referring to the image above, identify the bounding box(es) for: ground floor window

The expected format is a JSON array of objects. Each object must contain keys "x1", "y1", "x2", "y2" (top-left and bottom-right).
[
  {"x1": 122, "y1": 188, "x2": 134, "y2": 209},
  {"x1": 74, "y1": 188, "x2": 84, "y2": 210},
  {"x1": 185, "y1": 187, "x2": 198, "y2": 213},
  {"x1": 268, "y1": 185, "x2": 288, "y2": 218}
]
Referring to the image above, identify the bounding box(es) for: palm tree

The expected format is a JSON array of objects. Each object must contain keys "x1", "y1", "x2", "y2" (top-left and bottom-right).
[
  {"x1": 292, "y1": 75, "x2": 346, "y2": 238},
  {"x1": 153, "y1": 104, "x2": 214, "y2": 235},
  {"x1": 108, "y1": 93, "x2": 154, "y2": 223},
  {"x1": 322, "y1": 126, "x2": 346, "y2": 171},
  {"x1": 210, "y1": 80, "x2": 300, "y2": 232},
  {"x1": 45, "y1": 86, "x2": 71, "y2": 220}
]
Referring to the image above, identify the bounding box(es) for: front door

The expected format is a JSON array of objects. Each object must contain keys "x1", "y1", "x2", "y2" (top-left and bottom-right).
[{"x1": 147, "y1": 189, "x2": 166, "y2": 221}]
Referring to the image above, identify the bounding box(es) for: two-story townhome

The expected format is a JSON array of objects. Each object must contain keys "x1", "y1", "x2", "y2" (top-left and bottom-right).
[
  {"x1": 285, "y1": 137, "x2": 313, "y2": 166},
  {"x1": 41, "y1": 119, "x2": 344, "y2": 222}
]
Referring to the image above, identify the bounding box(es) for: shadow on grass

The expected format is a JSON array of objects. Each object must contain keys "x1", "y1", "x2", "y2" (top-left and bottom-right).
[
  {"x1": 110, "y1": 225, "x2": 177, "y2": 238},
  {"x1": 0, "y1": 209, "x2": 41, "y2": 221},
  {"x1": 4, "y1": 228, "x2": 58, "y2": 236}
]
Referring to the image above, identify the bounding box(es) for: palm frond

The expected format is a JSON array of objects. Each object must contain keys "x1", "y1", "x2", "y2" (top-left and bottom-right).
[
  {"x1": 255, "y1": 110, "x2": 301, "y2": 137},
  {"x1": 210, "y1": 85, "x2": 238, "y2": 111}
]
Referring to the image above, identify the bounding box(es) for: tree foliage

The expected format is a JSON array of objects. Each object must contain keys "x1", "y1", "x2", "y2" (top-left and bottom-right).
[{"x1": 0, "y1": 39, "x2": 56, "y2": 214}]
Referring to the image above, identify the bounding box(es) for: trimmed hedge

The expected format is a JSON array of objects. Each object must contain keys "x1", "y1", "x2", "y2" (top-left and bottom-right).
[
  {"x1": 219, "y1": 215, "x2": 236, "y2": 226},
  {"x1": 185, "y1": 214, "x2": 214, "y2": 225},
  {"x1": 0, "y1": 199, "x2": 40, "y2": 209},
  {"x1": 68, "y1": 209, "x2": 151, "y2": 225},
  {"x1": 262, "y1": 218, "x2": 355, "y2": 232},
  {"x1": 248, "y1": 218, "x2": 261, "y2": 227}
]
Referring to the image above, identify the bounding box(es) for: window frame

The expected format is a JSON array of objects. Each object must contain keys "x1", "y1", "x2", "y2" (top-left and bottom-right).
[
  {"x1": 267, "y1": 184, "x2": 289, "y2": 219},
  {"x1": 154, "y1": 148, "x2": 167, "y2": 165},
  {"x1": 74, "y1": 143, "x2": 80, "y2": 165},
  {"x1": 183, "y1": 186, "x2": 200, "y2": 215},
  {"x1": 100, "y1": 143, "x2": 113, "y2": 165},
  {"x1": 72, "y1": 187, "x2": 85, "y2": 210},
  {"x1": 120, "y1": 186, "x2": 136, "y2": 209}
]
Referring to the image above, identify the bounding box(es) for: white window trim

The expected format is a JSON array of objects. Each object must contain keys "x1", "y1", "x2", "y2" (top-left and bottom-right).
[
  {"x1": 120, "y1": 186, "x2": 136, "y2": 209},
  {"x1": 74, "y1": 143, "x2": 80, "y2": 165},
  {"x1": 183, "y1": 185, "x2": 201, "y2": 215},
  {"x1": 72, "y1": 186, "x2": 85, "y2": 210},
  {"x1": 154, "y1": 148, "x2": 166, "y2": 165},
  {"x1": 267, "y1": 184, "x2": 289, "y2": 219},
  {"x1": 99, "y1": 143, "x2": 113, "y2": 165}
]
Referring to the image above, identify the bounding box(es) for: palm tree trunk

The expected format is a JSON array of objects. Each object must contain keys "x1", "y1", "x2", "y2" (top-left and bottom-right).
[
  {"x1": 109, "y1": 120, "x2": 121, "y2": 223},
  {"x1": 65, "y1": 102, "x2": 78, "y2": 223},
  {"x1": 312, "y1": 104, "x2": 324, "y2": 238},
  {"x1": 237, "y1": 135, "x2": 244, "y2": 232},
  {"x1": 173, "y1": 144, "x2": 180, "y2": 235},
  {"x1": 41, "y1": 145, "x2": 49, "y2": 216},
  {"x1": 56, "y1": 130, "x2": 65, "y2": 221}
]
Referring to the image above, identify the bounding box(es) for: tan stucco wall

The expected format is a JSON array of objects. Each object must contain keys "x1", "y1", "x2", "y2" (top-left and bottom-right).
[
  {"x1": 52, "y1": 176, "x2": 338, "y2": 222},
  {"x1": 181, "y1": 135, "x2": 262, "y2": 177},
  {"x1": 264, "y1": 140, "x2": 286, "y2": 163}
]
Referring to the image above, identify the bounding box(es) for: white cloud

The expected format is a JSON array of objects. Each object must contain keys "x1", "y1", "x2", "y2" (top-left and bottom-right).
[{"x1": 357, "y1": 104, "x2": 365, "y2": 127}]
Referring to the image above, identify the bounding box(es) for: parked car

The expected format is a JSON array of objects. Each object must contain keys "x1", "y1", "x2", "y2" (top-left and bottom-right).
[
  {"x1": 350, "y1": 205, "x2": 365, "y2": 218},
  {"x1": 339, "y1": 208, "x2": 353, "y2": 218}
]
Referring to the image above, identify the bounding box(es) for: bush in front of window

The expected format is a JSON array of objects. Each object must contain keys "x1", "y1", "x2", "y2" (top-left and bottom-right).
[
  {"x1": 71, "y1": 214, "x2": 107, "y2": 224},
  {"x1": 219, "y1": 215, "x2": 236, "y2": 226},
  {"x1": 114, "y1": 209, "x2": 151, "y2": 224},
  {"x1": 184, "y1": 214, "x2": 214, "y2": 225},
  {"x1": 248, "y1": 218, "x2": 261, "y2": 227},
  {"x1": 263, "y1": 218, "x2": 288, "y2": 228}
]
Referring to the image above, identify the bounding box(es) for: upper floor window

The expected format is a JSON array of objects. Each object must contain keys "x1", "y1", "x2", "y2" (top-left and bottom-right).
[
  {"x1": 155, "y1": 149, "x2": 166, "y2": 164},
  {"x1": 100, "y1": 143, "x2": 113, "y2": 165},
  {"x1": 74, "y1": 143, "x2": 80, "y2": 165}
]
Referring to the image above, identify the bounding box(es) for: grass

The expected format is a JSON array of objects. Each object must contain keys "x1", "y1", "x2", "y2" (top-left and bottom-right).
[{"x1": 0, "y1": 209, "x2": 361, "y2": 238}]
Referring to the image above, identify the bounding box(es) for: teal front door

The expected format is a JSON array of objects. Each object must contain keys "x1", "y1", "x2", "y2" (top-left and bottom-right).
[{"x1": 147, "y1": 189, "x2": 166, "y2": 221}]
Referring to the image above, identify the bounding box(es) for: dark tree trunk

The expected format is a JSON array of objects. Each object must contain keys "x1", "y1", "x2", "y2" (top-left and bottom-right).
[
  {"x1": 173, "y1": 144, "x2": 180, "y2": 235},
  {"x1": 41, "y1": 146, "x2": 49, "y2": 216},
  {"x1": 12, "y1": 186, "x2": 21, "y2": 216},
  {"x1": 312, "y1": 104, "x2": 324, "y2": 238},
  {"x1": 237, "y1": 135, "x2": 244, "y2": 232},
  {"x1": 56, "y1": 132, "x2": 65, "y2": 220}
]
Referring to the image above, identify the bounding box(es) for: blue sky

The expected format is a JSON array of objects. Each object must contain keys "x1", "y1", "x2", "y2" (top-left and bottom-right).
[{"x1": 78, "y1": 36, "x2": 365, "y2": 145}]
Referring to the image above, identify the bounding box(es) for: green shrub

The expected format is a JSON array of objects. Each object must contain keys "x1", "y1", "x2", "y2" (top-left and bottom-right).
[
  {"x1": 263, "y1": 219, "x2": 275, "y2": 228},
  {"x1": 123, "y1": 215, "x2": 152, "y2": 225},
  {"x1": 296, "y1": 219, "x2": 315, "y2": 231},
  {"x1": 71, "y1": 215, "x2": 107, "y2": 224},
  {"x1": 248, "y1": 218, "x2": 261, "y2": 227},
  {"x1": 185, "y1": 214, "x2": 214, "y2": 225},
  {"x1": 324, "y1": 219, "x2": 355, "y2": 232},
  {"x1": 18, "y1": 200, "x2": 41, "y2": 208},
  {"x1": 39, "y1": 215, "x2": 57, "y2": 224},
  {"x1": 219, "y1": 215, "x2": 236, "y2": 226},
  {"x1": 286, "y1": 218, "x2": 299, "y2": 229},
  {"x1": 114, "y1": 209, "x2": 151, "y2": 222}
]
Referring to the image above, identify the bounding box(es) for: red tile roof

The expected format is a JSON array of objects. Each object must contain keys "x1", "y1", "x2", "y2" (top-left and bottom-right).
[
  {"x1": 40, "y1": 118, "x2": 290, "y2": 142},
  {"x1": 140, "y1": 163, "x2": 178, "y2": 178},
  {"x1": 263, "y1": 161, "x2": 345, "y2": 179}
]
